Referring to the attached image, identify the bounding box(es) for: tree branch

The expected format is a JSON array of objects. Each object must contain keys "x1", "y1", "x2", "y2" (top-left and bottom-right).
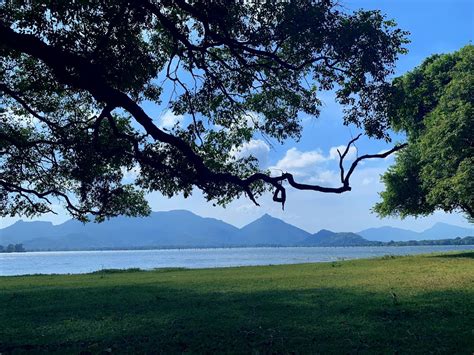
[{"x1": 0, "y1": 20, "x2": 407, "y2": 214}]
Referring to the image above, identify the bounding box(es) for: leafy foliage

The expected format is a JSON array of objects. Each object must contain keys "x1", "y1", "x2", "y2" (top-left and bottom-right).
[
  {"x1": 375, "y1": 45, "x2": 474, "y2": 221},
  {"x1": 0, "y1": 1, "x2": 408, "y2": 221}
]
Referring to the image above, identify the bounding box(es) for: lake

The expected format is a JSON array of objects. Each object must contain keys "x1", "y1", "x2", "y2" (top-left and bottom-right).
[{"x1": 2, "y1": 245, "x2": 474, "y2": 276}]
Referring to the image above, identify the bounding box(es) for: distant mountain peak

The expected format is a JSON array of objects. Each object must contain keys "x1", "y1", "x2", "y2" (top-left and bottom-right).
[
  {"x1": 2, "y1": 210, "x2": 472, "y2": 249},
  {"x1": 421, "y1": 222, "x2": 473, "y2": 238},
  {"x1": 302, "y1": 230, "x2": 373, "y2": 247},
  {"x1": 240, "y1": 213, "x2": 310, "y2": 245},
  {"x1": 432, "y1": 222, "x2": 450, "y2": 226},
  {"x1": 426, "y1": 222, "x2": 470, "y2": 229},
  {"x1": 243, "y1": 213, "x2": 279, "y2": 227},
  {"x1": 248, "y1": 213, "x2": 282, "y2": 224},
  {"x1": 318, "y1": 229, "x2": 335, "y2": 234},
  {"x1": 359, "y1": 223, "x2": 473, "y2": 242}
]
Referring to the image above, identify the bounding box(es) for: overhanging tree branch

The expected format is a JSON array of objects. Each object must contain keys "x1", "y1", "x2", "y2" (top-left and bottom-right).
[
  {"x1": 0, "y1": 1, "x2": 410, "y2": 219},
  {"x1": 0, "y1": 21, "x2": 406, "y2": 211}
]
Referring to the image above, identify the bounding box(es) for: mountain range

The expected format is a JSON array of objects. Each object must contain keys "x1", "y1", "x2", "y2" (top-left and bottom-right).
[
  {"x1": 0, "y1": 210, "x2": 472, "y2": 251},
  {"x1": 357, "y1": 223, "x2": 474, "y2": 242}
]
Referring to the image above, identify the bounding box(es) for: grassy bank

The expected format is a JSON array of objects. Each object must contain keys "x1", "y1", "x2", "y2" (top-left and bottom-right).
[{"x1": 1, "y1": 252, "x2": 473, "y2": 354}]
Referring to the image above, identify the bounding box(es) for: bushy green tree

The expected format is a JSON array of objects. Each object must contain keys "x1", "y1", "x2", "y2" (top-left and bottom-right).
[
  {"x1": 375, "y1": 45, "x2": 473, "y2": 221},
  {"x1": 1, "y1": 1, "x2": 408, "y2": 221}
]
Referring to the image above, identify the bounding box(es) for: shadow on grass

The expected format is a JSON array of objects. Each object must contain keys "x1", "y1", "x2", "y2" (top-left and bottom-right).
[
  {"x1": 432, "y1": 251, "x2": 474, "y2": 259},
  {"x1": 1, "y1": 281, "x2": 473, "y2": 353}
]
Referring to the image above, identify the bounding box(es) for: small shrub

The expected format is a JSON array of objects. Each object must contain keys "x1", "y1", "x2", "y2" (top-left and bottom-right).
[
  {"x1": 91, "y1": 268, "x2": 142, "y2": 274},
  {"x1": 381, "y1": 254, "x2": 398, "y2": 260}
]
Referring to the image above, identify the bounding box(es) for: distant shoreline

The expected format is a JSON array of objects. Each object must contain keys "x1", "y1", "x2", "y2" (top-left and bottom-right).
[
  {"x1": 2, "y1": 239, "x2": 474, "y2": 254},
  {"x1": 3, "y1": 246, "x2": 474, "y2": 277}
]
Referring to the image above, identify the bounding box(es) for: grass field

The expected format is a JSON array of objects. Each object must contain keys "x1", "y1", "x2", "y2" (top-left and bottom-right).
[{"x1": 1, "y1": 252, "x2": 473, "y2": 354}]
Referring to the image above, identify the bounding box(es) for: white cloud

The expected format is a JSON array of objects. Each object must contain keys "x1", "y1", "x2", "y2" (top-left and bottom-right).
[
  {"x1": 270, "y1": 144, "x2": 358, "y2": 178},
  {"x1": 158, "y1": 110, "x2": 183, "y2": 130},
  {"x1": 273, "y1": 144, "x2": 358, "y2": 175},
  {"x1": 272, "y1": 147, "x2": 326, "y2": 173},
  {"x1": 268, "y1": 143, "x2": 363, "y2": 186},
  {"x1": 231, "y1": 139, "x2": 270, "y2": 168},
  {"x1": 329, "y1": 145, "x2": 358, "y2": 161},
  {"x1": 317, "y1": 170, "x2": 340, "y2": 184},
  {"x1": 362, "y1": 177, "x2": 374, "y2": 185},
  {"x1": 306, "y1": 170, "x2": 340, "y2": 186},
  {"x1": 242, "y1": 111, "x2": 263, "y2": 128}
]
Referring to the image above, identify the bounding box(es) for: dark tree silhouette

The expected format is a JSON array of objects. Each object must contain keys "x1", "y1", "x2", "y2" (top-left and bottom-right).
[
  {"x1": 3, "y1": 243, "x2": 25, "y2": 253},
  {"x1": 0, "y1": 1, "x2": 408, "y2": 221}
]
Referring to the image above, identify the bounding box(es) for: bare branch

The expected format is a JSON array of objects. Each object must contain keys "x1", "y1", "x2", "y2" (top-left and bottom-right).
[{"x1": 344, "y1": 143, "x2": 408, "y2": 185}]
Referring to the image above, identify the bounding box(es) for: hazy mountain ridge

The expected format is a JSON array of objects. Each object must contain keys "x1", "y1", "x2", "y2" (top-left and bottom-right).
[
  {"x1": 301, "y1": 230, "x2": 377, "y2": 247},
  {"x1": 0, "y1": 210, "x2": 472, "y2": 250},
  {"x1": 238, "y1": 214, "x2": 310, "y2": 246},
  {"x1": 358, "y1": 223, "x2": 473, "y2": 242}
]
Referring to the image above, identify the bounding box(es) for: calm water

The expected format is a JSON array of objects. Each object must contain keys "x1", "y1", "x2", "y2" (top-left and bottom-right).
[{"x1": 1, "y1": 245, "x2": 473, "y2": 276}]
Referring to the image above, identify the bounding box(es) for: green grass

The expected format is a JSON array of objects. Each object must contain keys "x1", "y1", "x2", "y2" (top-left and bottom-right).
[{"x1": 1, "y1": 252, "x2": 473, "y2": 354}]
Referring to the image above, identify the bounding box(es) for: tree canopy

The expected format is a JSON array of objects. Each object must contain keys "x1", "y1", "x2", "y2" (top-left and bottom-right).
[
  {"x1": 374, "y1": 45, "x2": 473, "y2": 222},
  {"x1": 0, "y1": 0, "x2": 408, "y2": 221}
]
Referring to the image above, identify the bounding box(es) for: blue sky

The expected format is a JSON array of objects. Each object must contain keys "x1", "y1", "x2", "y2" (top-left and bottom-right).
[{"x1": 1, "y1": 0, "x2": 473, "y2": 232}]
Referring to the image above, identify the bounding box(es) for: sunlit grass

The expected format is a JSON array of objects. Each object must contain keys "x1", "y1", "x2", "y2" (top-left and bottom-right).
[{"x1": 1, "y1": 252, "x2": 473, "y2": 353}]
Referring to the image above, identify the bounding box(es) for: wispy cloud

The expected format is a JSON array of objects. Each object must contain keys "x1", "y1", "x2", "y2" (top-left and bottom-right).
[
  {"x1": 272, "y1": 147, "x2": 326, "y2": 174},
  {"x1": 270, "y1": 144, "x2": 358, "y2": 180},
  {"x1": 231, "y1": 139, "x2": 270, "y2": 168},
  {"x1": 158, "y1": 110, "x2": 183, "y2": 130},
  {"x1": 329, "y1": 145, "x2": 357, "y2": 161}
]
